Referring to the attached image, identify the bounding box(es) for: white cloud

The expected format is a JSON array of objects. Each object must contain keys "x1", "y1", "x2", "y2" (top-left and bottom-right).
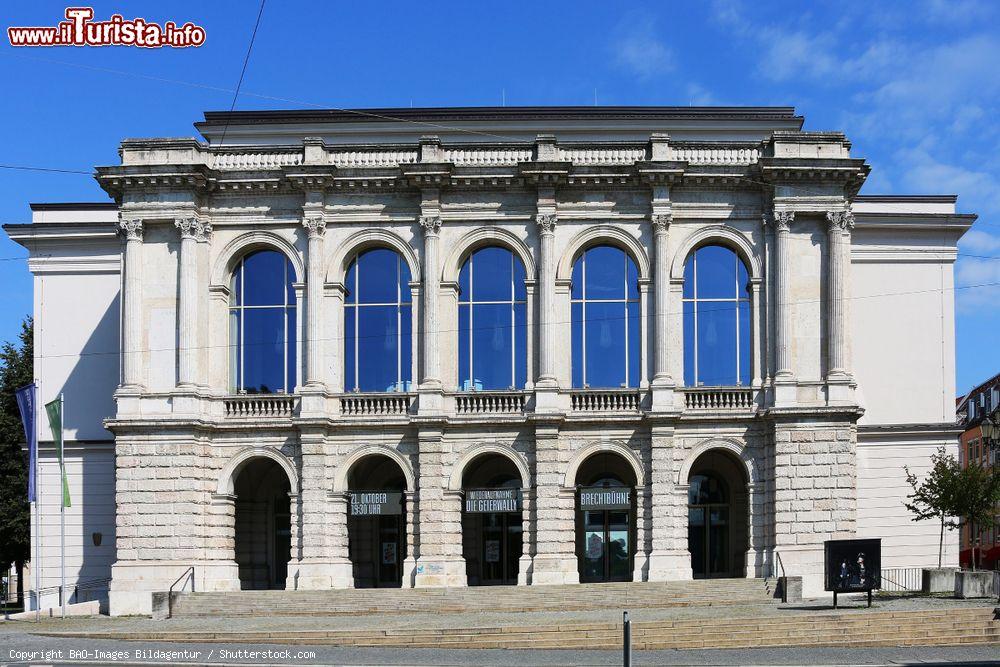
[
  {"x1": 955, "y1": 256, "x2": 1000, "y2": 311},
  {"x1": 610, "y1": 11, "x2": 675, "y2": 79},
  {"x1": 960, "y1": 229, "x2": 1000, "y2": 254}
]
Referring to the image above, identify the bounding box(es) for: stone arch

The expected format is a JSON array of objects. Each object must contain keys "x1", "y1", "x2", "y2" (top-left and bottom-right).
[
  {"x1": 217, "y1": 446, "x2": 299, "y2": 496},
  {"x1": 556, "y1": 225, "x2": 650, "y2": 281},
  {"x1": 211, "y1": 231, "x2": 304, "y2": 287},
  {"x1": 448, "y1": 443, "x2": 531, "y2": 491},
  {"x1": 333, "y1": 444, "x2": 416, "y2": 493},
  {"x1": 670, "y1": 225, "x2": 761, "y2": 281},
  {"x1": 676, "y1": 438, "x2": 758, "y2": 487},
  {"x1": 326, "y1": 228, "x2": 420, "y2": 284},
  {"x1": 442, "y1": 226, "x2": 536, "y2": 283},
  {"x1": 563, "y1": 442, "x2": 645, "y2": 488}
]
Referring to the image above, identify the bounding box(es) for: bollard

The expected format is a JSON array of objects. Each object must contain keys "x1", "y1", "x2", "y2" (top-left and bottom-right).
[{"x1": 623, "y1": 610, "x2": 632, "y2": 667}]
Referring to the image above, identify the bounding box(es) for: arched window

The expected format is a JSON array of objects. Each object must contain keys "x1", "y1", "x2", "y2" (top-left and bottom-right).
[
  {"x1": 458, "y1": 247, "x2": 527, "y2": 390},
  {"x1": 683, "y1": 245, "x2": 750, "y2": 387},
  {"x1": 229, "y1": 249, "x2": 297, "y2": 394},
  {"x1": 571, "y1": 245, "x2": 640, "y2": 389},
  {"x1": 345, "y1": 248, "x2": 413, "y2": 392}
]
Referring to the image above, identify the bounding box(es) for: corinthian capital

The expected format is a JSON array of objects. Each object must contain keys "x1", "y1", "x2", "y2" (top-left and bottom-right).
[
  {"x1": 175, "y1": 218, "x2": 212, "y2": 242},
  {"x1": 764, "y1": 210, "x2": 794, "y2": 233},
  {"x1": 118, "y1": 217, "x2": 143, "y2": 242},
  {"x1": 535, "y1": 214, "x2": 557, "y2": 235},
  {"x1": 826, "y1": 209, "x2": 855, "y2": 232},
  {"x1": 650, "y1": 213, "x2": 672, "y2": 233},
  {"x1": 419, "y1": 215, "x2": 442, "y2": 236},
  {"x1": 302, "y1": 214, "x2": 327, "y2": 238}
]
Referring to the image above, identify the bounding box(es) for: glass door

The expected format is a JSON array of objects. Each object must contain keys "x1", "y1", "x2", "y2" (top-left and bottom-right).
[
  {"x1": 580, "y1": 510, "x2": 632, "y2": 582},
  {"x1": 377, "y1": 515, "x2": 402, "y2": 586},
  {"x1": 582, "y1": 511, "x2": 606, "y2": 582},
  {"x1": 607, "y1": 511, "x2": 630, "y2": 582}
]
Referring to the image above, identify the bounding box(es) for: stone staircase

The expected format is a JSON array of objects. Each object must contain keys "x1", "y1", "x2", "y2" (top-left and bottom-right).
[{"x1": 168, "y1": 578, "x2": 778, "y2": 617}]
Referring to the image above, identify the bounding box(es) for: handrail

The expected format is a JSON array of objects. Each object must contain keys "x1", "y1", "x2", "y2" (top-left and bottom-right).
[
  {"x1": 775, "y1": 551, "x2": 787, "y2": 603},
  {"x1": 166, "y1": 566, "x2": 195, "y2": 619}
]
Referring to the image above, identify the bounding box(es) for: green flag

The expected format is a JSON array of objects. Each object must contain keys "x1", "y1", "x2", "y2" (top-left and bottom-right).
[{"x1": 45, "y1": 396, "x2": 71, "y2": 508}]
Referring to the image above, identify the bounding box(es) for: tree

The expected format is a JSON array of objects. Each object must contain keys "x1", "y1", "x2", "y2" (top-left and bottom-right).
[
  {"x1": 0, "y1": 317, "x2": 33, "y2": 606},
  {"x1": 904, "y1": 447, "x2": 962, "y2": 568},
  {"x1": 951, "y1": 461, "x2": 1000, "y2": 570}
]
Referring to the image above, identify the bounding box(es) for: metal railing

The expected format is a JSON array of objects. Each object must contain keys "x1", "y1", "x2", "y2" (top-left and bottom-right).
[
  {"x1": 166, "y1": 566, "x2": 195, "y2": 620},
  {"x1": 879, "y1": 567, "x2": 923, "y2": 592}
]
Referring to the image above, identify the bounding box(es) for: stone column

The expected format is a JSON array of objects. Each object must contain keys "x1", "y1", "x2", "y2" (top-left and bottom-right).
[
  {"x1": 403, "y1": 490, "x2": 417, "y2": 587},
  {"x1": 175, "y1": 218, "x2": 210, "y2": 388},
  {"x1": 531, "y1": 422, "x2": 578, "y2": 584},
  {"x1": 295, "y1": 434, "x2": 352, "y2": 589},
  {"x1": 633, "y1": 485, "x2": 650, "y2": 581},
  {"x1": 413, "y1": 426, "x2": 466, "y2": 587},
  {"x1": 771, "y1": 211, "x2": 796, "y2": 406},
  {"x1": 535, "y1": 213, "x2": 558, "y2": 389},
  {"x1": 118, "y1": 217, "x2": 145, "y2": 391},
  {"x1": 517, "y1": 488, "x2": 534, "y2": 585},
  {"x1": 285, "y1": 491, "x2": 301, "y2": 589},
  {"x1": 825, "y1": 210, "x2": 854, "y2": 386},
  {"x1": 646, "y1": 423, "x2": 691, "y2": 580},
  {"x1": 302, "y1": 214, "x2": 327, "y2": 390},
  {"x1": 418, "y1": 215, "x2": 443, "y2": 415},
  {"x1": 650, "y1": 214, "x2": 675, "y2": 409}
]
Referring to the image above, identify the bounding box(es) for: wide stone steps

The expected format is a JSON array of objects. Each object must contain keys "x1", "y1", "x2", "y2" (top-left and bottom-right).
[
  {"x1": 169, "y1": 578, "x2": 777, "y2": 617},
  {"x1": 51, "y1": 607, "x2": 1000, "y2": 650}
]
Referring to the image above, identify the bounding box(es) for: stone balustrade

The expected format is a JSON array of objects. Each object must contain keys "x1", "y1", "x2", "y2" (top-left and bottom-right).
[
  {"x1": 443, "y1": 148, "x2": 533, "y2": 166},
  {"x1": 328, "y1": 150, "x2": 418, "y2": 168},
  {"x1": 340, "y1": 393, "x2": 413, "y2": 417},
  {"x1": 556, "y1": 146, "x2": 647, "y2": 165},
  {"x1": 211, "y1": 151, "x2": 303, "y2": 170},
  {"x1": 570, "y1": 389, "x2": 642, "y2": 413},
  {"x1": 454, "y1": 391, "x2": 527, "y2": 415},
  {"x1": 223, "y1": 394, "x2": 298, "y2": 418},
  {"x1": 669, "y1": 145, "x2": 761, "y2": 165},
  {"x1": 681, "y1": 387, "x2": 757, "y2": 411}
]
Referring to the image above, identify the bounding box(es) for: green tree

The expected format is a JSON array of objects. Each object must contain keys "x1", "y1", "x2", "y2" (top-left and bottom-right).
[
  {"x1": 952, "y1": 460, "x2": 1000, "y2": 570},
  {"x1": 904, "y1": 447, "x2": 962, "y2": 568},
  {"x1": 0, "y1": 317, "x2": 33, "y2": 605}
]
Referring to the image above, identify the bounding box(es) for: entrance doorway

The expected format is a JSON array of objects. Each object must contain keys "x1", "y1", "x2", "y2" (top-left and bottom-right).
[
  {"x1": 347, "y1": 455, "x2": 407, "y2": 588},
  {"x1": 687, "y1": 450, "x2": 748, "y2": 578},
  {"x1": 234, "y1": 458, "x2": 292, "y2": 590},
  {"x1": 575, "y1": 452, "x2": 636, "y2": 583},
  {"x1": 461, "y1": 454, "x2": 523, "y2": 586}
]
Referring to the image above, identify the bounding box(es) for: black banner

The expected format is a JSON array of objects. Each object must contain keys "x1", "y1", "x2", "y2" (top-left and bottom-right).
[
  {"x1": 349, "y1": 490, "x2": 403, "y2": 516},
  {"x1": 579, "y1": 486, "x2": 632, "y2": 510},
  {"x1": 824, "y1": 538, "x2": 881, "y2": 592},
  {"x1": 464, "y1": 488, "x2": 522, "y2": 513}
]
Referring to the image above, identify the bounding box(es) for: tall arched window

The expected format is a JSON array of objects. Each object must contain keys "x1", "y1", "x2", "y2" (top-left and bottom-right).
[
  {"x1": 229, "y1": 249, "x2": 297, "y2": 394},
  {"x1": 571, "y1": 245, "x2": 640, "y2": 389},
  {"x1": 683, "y1": 245, "x2": 750, "y2": 387},
  {"x1": 458, "y1": 246, "x2": 527, "y2": 390},
  {"x1": 345, "y1": 248, "x2": 412, "y2": 392}
]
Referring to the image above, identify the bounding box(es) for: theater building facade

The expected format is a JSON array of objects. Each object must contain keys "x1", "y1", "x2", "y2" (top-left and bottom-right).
[{"x1": 6, "y1": 107, "x2": 973, "y2": 615}]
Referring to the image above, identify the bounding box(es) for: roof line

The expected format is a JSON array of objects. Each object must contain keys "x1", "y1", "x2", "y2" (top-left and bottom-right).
[
  {"x1": 30, "y1": 202, "x2": 117, "y2": 211},
  {"x1": 855, "y1": 195, "x2": 958, "y2": 203}
]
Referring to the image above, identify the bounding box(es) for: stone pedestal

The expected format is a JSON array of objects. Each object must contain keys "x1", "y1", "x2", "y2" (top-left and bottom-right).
[
  {"x1": 922, "y1": 567, "x2": 957, "y2": 594},
  {"x1": 955, "y1": 570, "x2": 993, "y2": 598}
]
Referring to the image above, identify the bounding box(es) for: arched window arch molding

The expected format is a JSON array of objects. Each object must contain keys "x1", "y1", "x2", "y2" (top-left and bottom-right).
[
  {"x1": 210, "y1": 231, "x2": 304, "y2": 289},
  {"x1": 563, "y1": 442, "x2": 646, "y2": 488},
  {"x1": 332, "y1": 444, "x2": 417, "y2": 493},
  {"x1": 448, "y1": 442, "x2": 531, "y2": 491},
  {"x1": 216, "y1": 446, "x2": 300, "y2": 496},
  {"x1": 442, "y1": 227, "x2": 536, "y2": 283},
  {"x1": 326, "y1": 228, "x2": 420, "y2": 285},
  {"x1": 556, "y1": 225, "x2": 650, "y2": 281},
  {"x1": 670, "y1": 226, "x2": 761, "y2": 282},
  {"x1": 675, "y1": 438, "x2": 758, "y2": 488}
]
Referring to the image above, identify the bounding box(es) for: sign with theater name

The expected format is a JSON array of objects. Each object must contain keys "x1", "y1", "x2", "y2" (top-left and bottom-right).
[
  {"x1": 579, "y1": 487, "x2": 631, "y2": 510},
  {"x1": 465, "y1": 488, "x2": 522, "y2": 513},
  {"x1": 348, "y1": 491, "x2": 403, "y2": 516}
]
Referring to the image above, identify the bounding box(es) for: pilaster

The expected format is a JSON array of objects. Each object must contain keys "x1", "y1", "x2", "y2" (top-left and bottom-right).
[
  {"x1": 825, "y1": 209, "x2": 855, "y2": 405},
  {"x1": 413, "y1": 425, "x2": 466, "y2": 586},
  {"x1": 769, "y1": 210, "x2": 797, "y2": 407},
  {"x1": 418, "y1": 188, "x2": 445, "y2": 414},
  {"x1": 530, "y1": 420, "x2": 578, "y2": 584},
  {"x1": 646, "y1": 422, "x2": 691, "y2": 580}
]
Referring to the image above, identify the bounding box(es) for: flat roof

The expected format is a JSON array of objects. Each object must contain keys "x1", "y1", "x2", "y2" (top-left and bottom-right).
[{"x1": 29, "y1": 202, "x2": 117, "y2": 211}]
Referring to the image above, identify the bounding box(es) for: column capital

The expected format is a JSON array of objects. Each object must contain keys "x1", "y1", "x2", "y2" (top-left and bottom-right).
[
  {"x1": 650, "y1": 213, "x2": 672, "y2": 233},
  {"x1": 175, "y1": 217, "x2": 212, "y2": 242},
  {"x1": 535, "y1": 213, "x2": 557, "y2": 235},
  {"x1": 764, "y1": 210, "x2": 794, "y2": 233},
  {"x1": 419, "y1": 215, "x2": 442, "y2": 236},
  {"x1": 118, "y1": 217, "x2": 143, "y2": 242},
  {"x1": 825, "y1": 209, "x2": 855, "y2": 232},
  {"x1": 302, "y1": 214, "x2": 327, "y2": 238}
]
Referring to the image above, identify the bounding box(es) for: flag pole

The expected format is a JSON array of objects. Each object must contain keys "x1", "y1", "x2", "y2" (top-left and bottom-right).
[
  {"x1": 34, "y1": 384, "x2": 40, "y2": 622},
  {"x1": 59, "y1": 392, "x2": 65, "y2": 619}
]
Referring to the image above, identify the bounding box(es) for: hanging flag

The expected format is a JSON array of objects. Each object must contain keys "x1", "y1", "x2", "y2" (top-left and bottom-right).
[
  {"x1": 15, "y1": 383, "x2": 37, "y2": 502},
  {"x1": 44, "y1": 396, "x2": 71, "y2": 508}
]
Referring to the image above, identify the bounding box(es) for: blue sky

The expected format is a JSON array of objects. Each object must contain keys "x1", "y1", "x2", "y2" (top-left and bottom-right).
[{"x1": 2, "y1": 0, "x2": 998, "y2": 394}]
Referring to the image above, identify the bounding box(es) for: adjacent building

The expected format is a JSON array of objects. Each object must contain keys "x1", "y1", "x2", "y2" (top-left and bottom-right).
[
  {"x1": 957, "y1": 372, "x2": 1000, "y2": 569},
  {"x1": 5, "y1": 106, "x2": 973, "y2": 615}
]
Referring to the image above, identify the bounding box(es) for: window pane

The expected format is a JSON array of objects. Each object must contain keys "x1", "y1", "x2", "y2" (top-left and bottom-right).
[
  {"x1": 514, "y1": 302, "x2": 527, "y2": 389},
  {"x1": 627, "y1": 301, "x2": 640, "y2": 388},
  {"x1": 242, "y1": 251, "x2": 287, "y2": 306},
  {"x1": 458, "y1": 304, "x2": 471, "y2": 388},
  {"x1": 400, "y1": 304, "x2": 412, "y2": 389},
  {"x1": 345, "y1": 260, "x2": 357, "y2": 304},
  {"x1": 231, "y1": 264, "x2": 243, "y2": 306},
  {"x1": 229, "y1": 309, "x2": 241, "y2": 390},
  {"x1": 585, "y1": 301, "x2": 626, "y2": 388},
  {"x1": 584, "y1": 246, "x2": 626, "y2": 300},
  {"x1": 571, "y1": 256, "x2": 583, "y2": 300},
  {"x1": 697, "y1": 302, "x2": 737, "y2": 386},
  {"x1": 458, "y1": 259, "x2": 471, "y2": 303},
  {"x1": 345, "y1": 307, "x2": 356, "y2": 391},
  {"x1": 286, "y1": 306, "x2": 297, "y2": 392},
  {"x1": 242, "y1": 308, "x2": 285, "y2": 393},
  {"x1": 626, "y1": 255, "x2": 639, "y2": 300},
  {"x1": 683, "y1": 301, "x2": 695, "y2": 386},
  {"x1": 471, "y1": 247, "x2": 514, "y2": 302},
  {"x1": 572, "y1": 302, "x2": 584, "y2": 388},
  {"x1": 285, "y1": 258, "x2": 296, "y2": 305},
  {"x1": 695, "y1": 245, "x2": 738, "y2": 299},
  {"x1": 737, "y1": 258, "x2": 750, "y2": 297},
  {"x1": 513, "y1": 256, "x2": 527, "y2": 302},
  {"x1": 357, "y1": 305, "x2": 400, "y2": 392},
  {"x1": 683, "y1": 256, "x2": 695, "y2": 299},
  {"x1": 739, "y1": 300, "x2": 750, "y2": 385},
  {"x1": 472, "y1": 303, "x2": 513, "y2": 390},
  {"x1": 357, "y1": 249, "x2": 399, "y2": 304}
]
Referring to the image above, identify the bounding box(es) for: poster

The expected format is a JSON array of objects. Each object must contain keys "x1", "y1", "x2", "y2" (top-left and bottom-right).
[
  {"x1": 824, "y1": 538, "x2": 881, "y2": 592},
  {"x1": 485, "y1": 539, "x2": 501, "y2": 563},
  {"x1": 381, "y1": 541, "x2": 397, "y2": 565}
]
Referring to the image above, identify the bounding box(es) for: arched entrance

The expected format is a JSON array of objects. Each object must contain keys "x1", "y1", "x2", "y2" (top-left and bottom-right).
[
  {"x1": 347, "y1": 455, "x2": 408, "y2": 588},
  {"x1": 687, "y1": 449, "x2": 749, "y2": 578},
  {"x1": 234, "y1": 458, "x2": 292, "y2": 590},
  {"x1": 461, "y1": 454, "x2": 524, "y2": 586},
  {"x1": 574, "y1": 452, "x2": 637, "y2": 583}
]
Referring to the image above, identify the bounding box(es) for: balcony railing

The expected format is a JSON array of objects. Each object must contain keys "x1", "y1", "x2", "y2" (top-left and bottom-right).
[
  {"x1": 681, "y1": 387, "x2": 756, "y2": 411},
  {"x1": 224, "y1": 394, "x2": 297, "y2": 419},
  {"x1": 341, "y1": 393, "x2": 413, "y2": 417},
  {"x1": 455, "y1": 391, "x2": 527, "y2": 415},
  {"x1": 570, "y1": 389, "x2": 642, "y2": 413}
]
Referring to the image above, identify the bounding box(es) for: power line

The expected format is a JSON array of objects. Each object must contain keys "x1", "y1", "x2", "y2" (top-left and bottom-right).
[
  {"x1": 0, "y1": 164, "x2": 91, "y2": 175},
  {"x1": 218, "y1": 0, "x2": 266, "y2": 148}
]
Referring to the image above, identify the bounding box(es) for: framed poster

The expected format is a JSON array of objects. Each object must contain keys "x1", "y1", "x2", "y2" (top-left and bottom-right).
[
  {"x1": 824, "y1": 538, "x2": 881, "y2": 592},
  {"x1": 381, "y1": 541, "x2": 397, "y2": 565},
  {"x1": 485, "y1": 539, "x2": 501, "y2": 563}
]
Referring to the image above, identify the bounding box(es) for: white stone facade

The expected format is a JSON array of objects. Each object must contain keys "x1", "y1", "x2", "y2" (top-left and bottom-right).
[{"x1": 6, "y1": 107, "x2": 973, "y2": 615}]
